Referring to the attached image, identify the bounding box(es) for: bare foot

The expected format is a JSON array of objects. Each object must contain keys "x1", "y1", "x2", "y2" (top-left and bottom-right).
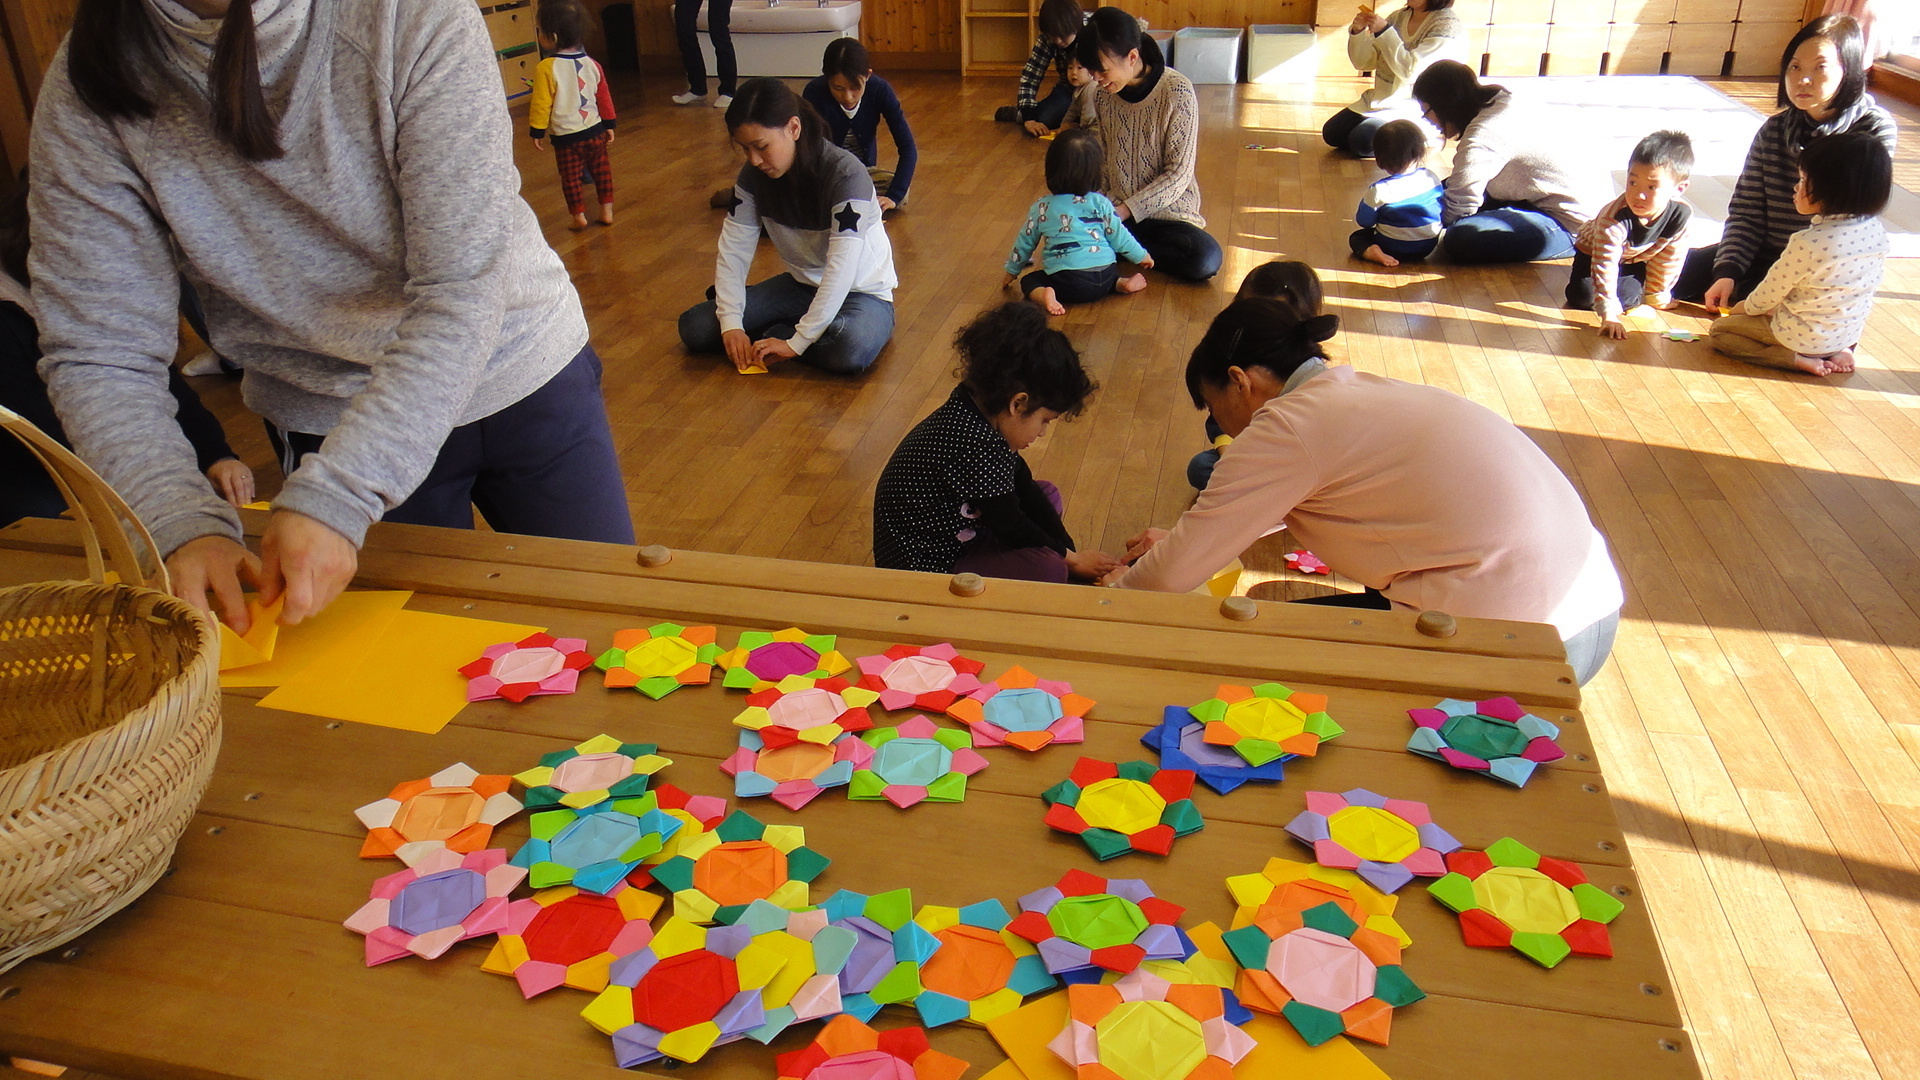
[
  {"x1": 1788, "y1": 353, "x2": 1834, "y2": 376},
  {"x1": 568, "y1": 213, "x2": 589, "y2": 231},
  {"x1": 1028, "y1": 286, "x2": 1066, "y2": 316},
  {"x1": 1114, "y1": 273, "x2": 1148, "y2": 295},
  {"x1": 598, "y1": 204, "x2": 615, "y2": 226},
  {"x1": 1824, "y1": 347, "x2": 1855, "y2": 373},
  {"x1": 1361, "y1": 244, "x2": 1400, "y2": 267}
]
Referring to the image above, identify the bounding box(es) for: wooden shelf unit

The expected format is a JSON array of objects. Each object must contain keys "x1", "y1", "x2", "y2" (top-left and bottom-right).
[{"x1": 963, "y1": 0, "x2": 1113, "y2": 77}]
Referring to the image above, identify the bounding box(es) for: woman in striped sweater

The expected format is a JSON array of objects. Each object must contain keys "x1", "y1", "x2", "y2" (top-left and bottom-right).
[
  {"x1": 1675, "y1": 14, "x2": 1896, "y2": 309},
  {"x1": 1074, "y1": 7, "x2": 1223, "y2": 281}
]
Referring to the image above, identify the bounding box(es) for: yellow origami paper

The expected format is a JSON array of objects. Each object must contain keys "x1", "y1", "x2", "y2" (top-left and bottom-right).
[
  {"x1": 220, "y1": 590, "x2": 413, "y2": 688},
  {"x1": 217, "y1": 595, "x2": 284, "y2": 672}
]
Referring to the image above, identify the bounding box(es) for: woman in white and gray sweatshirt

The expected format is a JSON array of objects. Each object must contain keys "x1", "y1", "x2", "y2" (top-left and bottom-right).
[
  {"x1": 1412, "y1": 60, "x2": 1605, "y2": 265},
  {"x1": 1321, "y1": 0, "x2": 1466, "y2": 158},
  {"x1": 31, "y1": 0, "x2": 633, "y2": 633}
]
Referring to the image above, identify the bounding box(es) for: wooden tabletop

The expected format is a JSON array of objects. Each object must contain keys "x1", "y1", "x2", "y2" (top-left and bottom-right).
[{"x1": 0, "y1": 514, "x2": 1701, "y2": 1080}]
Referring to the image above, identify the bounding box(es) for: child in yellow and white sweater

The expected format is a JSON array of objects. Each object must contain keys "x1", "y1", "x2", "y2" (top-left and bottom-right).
[{"x1": 530, "y1": 1, "x2": 617, "y2": 229}]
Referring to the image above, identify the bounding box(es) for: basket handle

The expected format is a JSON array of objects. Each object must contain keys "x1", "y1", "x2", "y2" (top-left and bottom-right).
[{"x1": 0, "y1": 404, "x2": 169, "y2": 592}]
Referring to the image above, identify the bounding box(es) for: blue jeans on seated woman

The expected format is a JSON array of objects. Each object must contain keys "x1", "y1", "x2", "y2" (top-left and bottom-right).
[
  {"x1": 1441, "y1": 200, "x2": 1577, "y2": 265},
  {"x1": 678, "y1": 273, "x2": 895, "y2": 375},
  {"x1": 1123, "y1": 218, "x2": 1223, "y2": 281}
]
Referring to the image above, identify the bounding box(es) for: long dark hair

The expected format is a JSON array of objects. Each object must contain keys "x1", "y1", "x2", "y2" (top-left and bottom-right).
[
  {"x1": 1075, "y1": 7, "x2": 1163, "y2": 79},
  {"x1": 725, "y1": 77, "x2": 835, "y2": 227},
  {"x1": 1412, "y1": 60, "x2": 1500, "y2": 140},
  {"x1": 1185, "y1": 300, "x2": 1339, "y2": 408},
  {"x1": 1778, "y1": 14, "x2": 1868, "y2": 115},
  {"x1": 69, "y1": 0, "x2": 284, "y2": 161}
]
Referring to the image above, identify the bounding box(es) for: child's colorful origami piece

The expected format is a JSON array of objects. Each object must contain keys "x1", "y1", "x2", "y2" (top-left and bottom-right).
[
  {"x1": 1049, "y1": 967, "x2": 1257, "y2": 1080},
  {"x1": 642, "y1": 783, "x2": 730, "y2": 866},
  {"x1": 343, "y1": 848, "x2": 526, "y2": 966},
  {"x1": 580, "y1": 916, "x2": 778, "y2": 1066},
  {"x1": 818, "y1": 889, "x2": 936, "y2": 1022},
  {"x1": 513, "y1": 735, "x2": 671, "y2": 812},
  {"x1": 1041, "y1": 758, "x2": 1204, "y2": 859},
  {"x1": 912, "y1": 899, "x2": 1058, "y2": 1027},
  {"x1": 723, "y1": 899, "x2": 865, "y2": 1043},
  {"x1": 1192, "y1": 683, "x2": 1344, "y2": 767},
  {"x1": 459, "y1": 632, "x2": 593, "y2": 702},
  {"x1": 1009, "y1": 869, "x2": 1188, "y2": 978},
  {"x1": 646, "y1": 809, "x2": 832, "y2": 924},
  {"x1": 1406, "y1": 696, "x2": 1565, "y2": 787},
  {"x1": 1426, "y1": 837, "x2": 1626, "y2": 968},
  {"x1": 509, "y1": 793, "x2": 684, "y2": 894},
  {"x1": 1225, "y1": 857, "x2": 1411, "y2": 949},
  {"x1": 732, "y1": 675, "x2": 879, "y2": 747},
  {"x1": 1284, "y1": 550, "x2": 1331, "y2": 575},
  {"x1": 722, "y1": 729, "x2": 871, "y2": 809},
  {"x1": 481, "y1": 882, "x2": 662, "y2": 997},
  {"x1": 355, "y1": 762, "x2": 522, "y2": 866},
  {"x1": 946, "y1": 666, "x2": 1093, "y2": 751},
  {"x1": 854, "y1": 642, "x2": 987, "y2": 713},
  {"x1": 1221, "y1": 900, "x2": 1425, "y2": 1047},
  {"x1": 1284, "y1": 789, "x2": 1461, "y2": 894},
  {"x1": 775, "y1": 1016, "x2": 970, "y2": 1080},
  {"x1": 849, "y1": 716, "x2": 990, "y2": 808},
  {"x1": 716, "y1": 628, "x2": 851, "y2": 691},
  {"x1": 595, "y1": 622, "x2": 721, "y2": 698},
  {"x1": 1140, "y1": 706, "x2": 1289, "y2": 796}
]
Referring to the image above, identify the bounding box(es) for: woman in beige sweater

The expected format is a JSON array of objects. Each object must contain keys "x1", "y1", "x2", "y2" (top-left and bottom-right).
[
  {"x1": 1074, "y1": 8, "x2": 1221, "y2": 281},
  {"x1": 1108, "y1": 299, "x2": 1623, "y2": 685},
  {"x1": 1322, "y1": 0, "x2": 1466, "y2": 158}
]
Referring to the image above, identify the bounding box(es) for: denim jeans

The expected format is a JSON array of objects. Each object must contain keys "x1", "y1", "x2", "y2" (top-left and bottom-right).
[
  {"x1": 1023, "y1": 81, "x2": 1076, "y2": 127},
  {"x1": 1441, "y1": 202, "x2": 1577, "y2": 264},
  {"x1": 678, "y1": 273, "x2": 895, "y2": 375},
  {"x1": 674, "y1": 0, "x2": 735, "y2": 96},
  {"x1": 1021, "y1": 265, "x2": 1120, "y2": 305},
  {"x1": 1349, "y1": 228, "x2": 1437, "y2": 262}
]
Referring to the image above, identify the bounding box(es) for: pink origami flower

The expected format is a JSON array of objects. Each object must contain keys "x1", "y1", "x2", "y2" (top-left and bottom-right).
[
  {"x1": 855, "y1": 643, "x2": 987, "y2": 713},
  {"x1": 1285, "y1": 550, "x2": 1331, "y2": 575},
  {"x1": 946, "y1": 666, "x2": 1093, "y2": 751},
  {"x1": 460, "y1": 632, "x2": 593, "y2": 703},
  {"x1": 343, "y1": 847, "x2": 527, "y2": 965}
]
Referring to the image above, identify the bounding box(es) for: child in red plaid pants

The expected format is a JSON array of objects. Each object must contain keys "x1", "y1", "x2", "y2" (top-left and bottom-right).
[{"x1": 531, "y1": 1, "x2": 617, "y2": 229}]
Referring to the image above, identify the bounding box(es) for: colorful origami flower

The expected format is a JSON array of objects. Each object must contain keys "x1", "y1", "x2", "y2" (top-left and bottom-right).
[
  {"x1": 1225, "y1": 857, "x2": 1411, "y2": 949},
  {"x1": 646, "y1": 808, "x2": 832, "y2": 924},
  {"x1": 1222, "y1": 900, "x2": 1424, "y2": 1046},
  {"x1": 1426, "y1": 837, "x2": 1626, "y2": 968},
  {"x1": 1009, "y1": 869, "x2": 1188, "y2": 978},
  {"x1": 732, "y1": 675, "x2": 879, "y2": 747},
  {"x1": 1141, "y1": 706, "x2": 1288, "y2": 796},
  {"x1": 1284, "y1": 789, "x2": 1460, "y2": 894},
  {"x1": 354, "y1": 762, "x2": 522, "y2": 866},
  {"x1": 1406, "y1": 696, "x2": 1566, "y2": 787},
  {"x1": 1049, "y1": 967, "x2": 1256, "y2": 1080},
  {"x1": 640, "y1": 783, "x2": 730, "y2": 866},
  {"x1": 1192, "y1": 683, "x2": 1343, "y2": 767},
  {"x1": 946, "y1": 665, "x2": 1092, "y2": 751},
  {"x1": 481, "y1": 882, "x2": 662, "y2": 997},
  {"x1": 343, "y1": 848, "x2": 526, "y2": 966},
  {"x1": 817, "y1": 889, "x2": 940, "y2": 1021},
  {"x1": 595, "y1": 622, "x2": 721, "y2": 698},
  {"x1": 513, "y1": 735, "x2": 671, "y2": 812},
  {"x1": 580, "y1": 916, "x2": 778, "y2": 1066},
  {"x1": 1041, "y1": 758, "x2": 1204, "y2": 859},
  {"x1": 727, "y1": 899, "x2": 862, "y2": 1043},
  {"x1": 911, "y1": 899, "x2": 1057, "y2": 1027},
  {"x1": 459, "y1": 632, "x2": 593, "y2": 702},
  {"x1": 849, "y1": 716, "x2": 990, "y2": 808},
  {"x1": 509, "y1": 792, "x2": 684, "y2": 894},
  {"x1": 776, "y1": 1016, "x2": 970, "y2": 1080},
  {"x1": 1285, "y1": 550, "x2": 1331, "y2": 575},
  {"x1": 722, "y1": 728, "x2": 871, "y2": 809},
  {"x1": 716, "y1": 627, "x2": 851, "y2": 691},
  {"x1": 855, "y1": 642, "x2": 987, "y2": 713}
]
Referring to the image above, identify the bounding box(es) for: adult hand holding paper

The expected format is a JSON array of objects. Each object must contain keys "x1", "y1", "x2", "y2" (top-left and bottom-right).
[{"x1": 258, "y1": 509, "x2": 359, "y2": 625}]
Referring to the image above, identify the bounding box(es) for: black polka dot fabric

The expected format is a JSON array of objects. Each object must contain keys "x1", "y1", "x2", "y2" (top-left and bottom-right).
[{"x1": 873, "y1": 385, "x2": 1020, "y2": 572}]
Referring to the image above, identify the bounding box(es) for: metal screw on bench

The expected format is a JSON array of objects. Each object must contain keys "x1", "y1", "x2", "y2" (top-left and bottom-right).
[
  {"x1": 1416, "y1": 611, "x2": 1458, "y2": 638},
  {"x1": 636, "y1": 544, "x2": 673, "y2": 568},
  {"x1": 949, "y1": 572, "x2": 986, "y2": 597},
  {"x1": 1219, "y1": 595, "x2": 1258, "y2": 621}
]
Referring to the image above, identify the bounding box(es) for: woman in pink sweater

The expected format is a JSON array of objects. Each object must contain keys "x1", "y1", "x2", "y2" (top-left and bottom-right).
[{"x1": 1109, "y1": 299, "x2": 1623, "y2": 684}]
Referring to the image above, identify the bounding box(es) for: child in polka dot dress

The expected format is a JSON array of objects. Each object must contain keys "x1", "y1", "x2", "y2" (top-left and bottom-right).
[
  {"x1": 1709, "y1": 130, "x2": 1890, "y2": 377},
  {"x1": 873, "y1": 303, "x2": 1124, "y2": 583}
]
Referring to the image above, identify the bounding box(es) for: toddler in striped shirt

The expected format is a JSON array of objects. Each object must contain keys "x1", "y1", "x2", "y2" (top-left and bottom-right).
[{"x1": 1350, "y1": 120, "x2": 1443, "y2": 267}]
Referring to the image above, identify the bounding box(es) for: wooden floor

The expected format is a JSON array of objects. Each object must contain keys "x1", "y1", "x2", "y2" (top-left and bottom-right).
[{"x1": 173, "y1": 71, "x2": 1920, "y2": 1080}]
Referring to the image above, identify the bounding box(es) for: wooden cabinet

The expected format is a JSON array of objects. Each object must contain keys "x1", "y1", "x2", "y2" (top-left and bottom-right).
[
  {"x1": 480, "y1": 0, "x2": 540, "y2": 101},
  {"x1": 962, "y1": 0, "x2": 1117, "y2": 76}
]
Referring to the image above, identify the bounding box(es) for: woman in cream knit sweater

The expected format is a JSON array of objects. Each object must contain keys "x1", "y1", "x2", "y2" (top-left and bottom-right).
[{"x1": 1322, "y1": 0, "x2": 1466, "y2": 158}]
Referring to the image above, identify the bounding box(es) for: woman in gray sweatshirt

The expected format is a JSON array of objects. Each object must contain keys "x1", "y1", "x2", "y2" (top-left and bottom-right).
[{"x1": 30, "y1": 0, "x2": 633, "y2": 633}]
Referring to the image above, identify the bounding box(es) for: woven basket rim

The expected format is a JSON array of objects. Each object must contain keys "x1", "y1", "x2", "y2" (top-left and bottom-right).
[{"x1": 0, "y1": 577, "x2": 217, "y2": 781}]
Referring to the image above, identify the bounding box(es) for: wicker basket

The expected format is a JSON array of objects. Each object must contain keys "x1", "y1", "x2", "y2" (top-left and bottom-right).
[{"x1": 0, "y1": 406, "x2": 221, "y2": 974}]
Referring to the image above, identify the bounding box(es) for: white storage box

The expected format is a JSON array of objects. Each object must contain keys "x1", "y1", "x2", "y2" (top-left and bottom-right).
[
  {"x1": 1171, "y1": 27, "x2": 1243, "y2": 84},
  {"x1": 697, "y1": 1, "x2": 862, "y2": 79},
  {"x1": 1247, "y1": 24, "x2": 1315, "y2": 83}
]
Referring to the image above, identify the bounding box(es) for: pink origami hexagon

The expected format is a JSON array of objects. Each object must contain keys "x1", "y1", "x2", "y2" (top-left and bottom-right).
[
  {"x1": 460, "y1": 633, "x2": 593, "y2": 703},
  {"x1": 343, "y1": 848, "x2": 527, "y2": 965},
  {"x1": 854, "y1": 643, "x2": 988, "y2": 714}
]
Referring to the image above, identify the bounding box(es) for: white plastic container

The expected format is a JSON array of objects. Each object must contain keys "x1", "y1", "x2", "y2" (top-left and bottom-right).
[
  {"x1": 1247, "y1": 24, "x2": 1316, "y2": 83},
  {"x1": 1171, "y1": 27, "x2": 1244, "y2": 84}
]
